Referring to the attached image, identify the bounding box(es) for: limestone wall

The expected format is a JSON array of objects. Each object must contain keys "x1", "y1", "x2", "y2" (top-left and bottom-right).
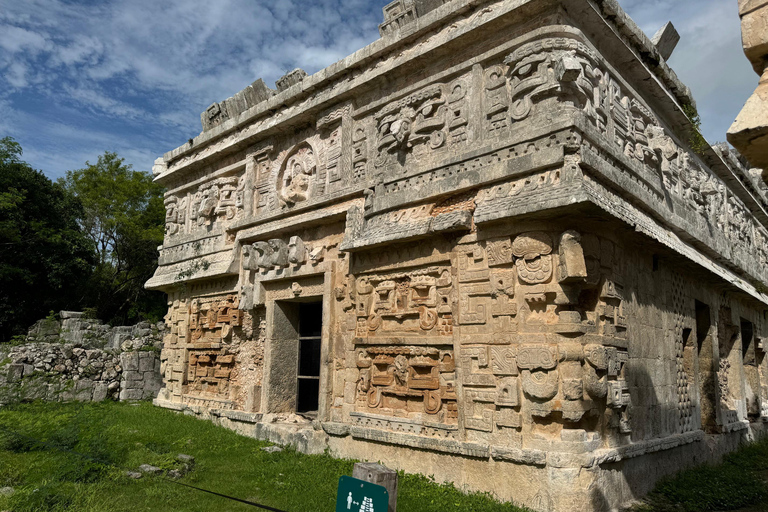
[
  {"x1": 145, "y1": 0, "x2": 768, "y2": 511},
  {"x1": 0, "y1": 312, "x2": 163, "y2": 405}
]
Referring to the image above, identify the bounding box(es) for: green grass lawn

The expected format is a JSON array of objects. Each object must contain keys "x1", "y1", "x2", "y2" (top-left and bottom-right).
[
  {"x1": 637, "y1": 436, "x2": 768, "y2": 512},
  {"x1": 0, "y1": 401, "x2": 528, "y2": 512}
]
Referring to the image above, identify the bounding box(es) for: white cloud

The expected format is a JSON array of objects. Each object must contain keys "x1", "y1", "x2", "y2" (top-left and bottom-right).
[
  {"x1": 618, "y1": 0, "x2": 755, "y2": 143},
  {"x1": 0, "y1": 0, "x2": 758, "y2": 177},
  {"x1": 0, "y1": 24, "x2": 48, "y2": 54}
]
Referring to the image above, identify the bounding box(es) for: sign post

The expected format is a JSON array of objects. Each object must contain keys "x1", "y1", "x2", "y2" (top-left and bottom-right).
[{"x1": 336, "y1": 475, "x2": 389, "y2": 512}]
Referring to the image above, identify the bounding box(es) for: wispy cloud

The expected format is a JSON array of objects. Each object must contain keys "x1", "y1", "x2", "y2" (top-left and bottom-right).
[
  {"x1": 617, "y1": 0, "x2": 756, "y2": 144},
  {"x1": 0, "y1": 0, "x2": 382, "y2": 177},
  {"x1": 0, "y1": 0, "x2": 757, "y2": 179}
]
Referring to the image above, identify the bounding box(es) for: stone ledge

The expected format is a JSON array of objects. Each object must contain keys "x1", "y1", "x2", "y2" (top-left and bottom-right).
[
  {"x1": 593, "y1": 430, "x2": 705, "y2": 465},
  {"x1": 153, "y1": 400, "x2": 759, "y2": 472},
  {"x1": 211, "y1": 409, "x2": 264, "y2": 424}
]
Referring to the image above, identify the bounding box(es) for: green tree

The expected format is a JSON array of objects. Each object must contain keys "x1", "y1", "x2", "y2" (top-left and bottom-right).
[
  {"x1": 60, "y1": 152, "x2": 166, "y2": 325},
  {"x1": 0, "y1": 137, "x2": 94, "y2": 342}
]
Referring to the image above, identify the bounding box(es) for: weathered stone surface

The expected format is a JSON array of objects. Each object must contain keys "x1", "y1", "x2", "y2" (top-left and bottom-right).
[
  {"x1": 121, "y1": 352, "x2": 140, "y2": 372},
  {"x1": 651, "y1": 22, "x2": 680, "y2": 61},
  {"x1": 0, "y1": 313, "x2": 164, "y2": 406},
  {"x1": 730, "y1": 0, "x2": 768, "y2": 174},
  {"x1": 275, "y1": 69, "x2": 307, "y2": 93},
  {"x1": 740, "y1": 1, "x2": 768, "y2": 73},
  {"x1": 352, "y1": 462, "x2": 398, "y2": 512},
  {"x1": 138, "y1": 464, "x2": 162, "y2": 475},
  {"x1": 146, "y1": 1, "x2": 768, "y2": 511},
  {"x1": 729, "y1": 69, "x2": 768, "y2": 172}
]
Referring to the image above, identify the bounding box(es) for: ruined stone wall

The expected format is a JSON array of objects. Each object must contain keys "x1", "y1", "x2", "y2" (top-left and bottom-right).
[
  {"x1": 0, "y1": 312, "x2": 163, "y2": 405},
  {"x1": 147, "y1": 0, "x2": 768, "y2": 510}
]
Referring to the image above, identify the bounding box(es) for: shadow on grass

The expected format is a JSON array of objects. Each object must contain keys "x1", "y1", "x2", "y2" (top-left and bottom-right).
[{"x1": 638, "y1": 437, "x2": 768, "y2": 512}]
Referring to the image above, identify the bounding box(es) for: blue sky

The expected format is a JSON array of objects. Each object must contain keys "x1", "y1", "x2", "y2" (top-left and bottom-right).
[{"x1": 0, "y1": 0, "x2": 756, "y2": 179}]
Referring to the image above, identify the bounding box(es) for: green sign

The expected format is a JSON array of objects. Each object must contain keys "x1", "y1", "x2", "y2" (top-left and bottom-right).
[{"x1": 336, "y1": 476, "x2": 389, "y2": 512}]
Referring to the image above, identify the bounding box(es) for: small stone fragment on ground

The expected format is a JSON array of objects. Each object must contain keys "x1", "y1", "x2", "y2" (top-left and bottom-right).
[
  {"x1": 261, "y1": 445, "x2": 283, "y2": 453},
  {"x1": 176, "y1": 453, "x2": 195, "y2": 464},
  {"x1": 0, "y1": 487, "x2": 14, "y2": 497},
  {"x1": 138, "y1": 464, "x2": 162, "y2": 475},
  {"x1": 125, "y1": 471, "x2": 143, "y2": 479}
]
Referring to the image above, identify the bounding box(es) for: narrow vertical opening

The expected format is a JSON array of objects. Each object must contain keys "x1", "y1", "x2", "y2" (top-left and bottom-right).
[
  {"x1": 695, "y1": 300, "x2": 717, "y2": 432},
  {"x1": 741, "y1": 318, "x2": 760, "y2": 419},
  {"x1": 297, "y1": 301, "x2": 323, "y2": 416}
]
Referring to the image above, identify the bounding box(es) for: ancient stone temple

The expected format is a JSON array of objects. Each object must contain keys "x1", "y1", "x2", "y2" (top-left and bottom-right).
[{"x1": 147, "y1": 0, "x2": 768, "y2": 510}]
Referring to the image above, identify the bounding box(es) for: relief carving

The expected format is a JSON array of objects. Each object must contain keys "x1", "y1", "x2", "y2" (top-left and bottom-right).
[
  {"x1": 374, "y1": 84, "x2": 449, "y2": 167},
  {"x1": 354, "y1": 266, "x2": 451, "y2": 338},
  {"x1": 357, "y1": 346, "x2": 457, "y2": 422},
  {"x1": 277, "y1": 144, "x2": 318, "y2": 207},
  {"x1": 511, "y1": 232, "x2": 553, "y2": 284},
  {"x1": 189, "y1": 295, "x2": 243, "y2": 344}
]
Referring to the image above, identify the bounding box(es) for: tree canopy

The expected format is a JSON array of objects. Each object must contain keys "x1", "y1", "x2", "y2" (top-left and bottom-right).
[
  {"x1": 60, "y1": 152, "x2": 166, "y2": 326},
  {"x1": 0, "y1": 139, "x2": 167, "y2": 341},
  {"x1": 0, "y1": 137, "x2": 94, "y2": 341}
]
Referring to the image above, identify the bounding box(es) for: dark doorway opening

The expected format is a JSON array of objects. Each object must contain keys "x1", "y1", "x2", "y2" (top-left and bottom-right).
[
  {"x1": 741, "y1": 318, "x2": 760, "y2": 419},
  {"x1": 695, "y1": 300, "x2": 717, "y2": 432},
  {"x1": 297, "y1": 302, "x2": 323, "y2": 415}
]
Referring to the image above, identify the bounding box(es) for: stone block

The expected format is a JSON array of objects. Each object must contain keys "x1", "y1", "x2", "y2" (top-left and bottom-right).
[
  {"x1": 121, "y1": 352, "x2": 140, "y2": 372},
  {"x1": 245, "y1": 385, "x2": 262, "y2": 412},
  {"x1": 92, "y1": 382, "x2": 109, "y2": 402},
  {"x1": 740, "y1": 0, "x2": 768, "y2": 15},
  {"x1": 741, "y1": 4, "x2": 768, "y2": 72},
  {"x1": 74, "y1": 379, "x2": 93, "y2": 401},
  {"x1": 431, "y1": 210, "x2": 472, "y2": 232},
  {"x1": 276, "y1": 68, "x2": 307, "y2": 92},
  {"x1": 119, "y1": 388, "x2": 144, "y2": 401},
  {"x1": 243, "y1": 79, "x2": 274, "y2": 108},
  {"x1": 139, "y1": 464, "x2": 162, "y2": 475},
  {"x1": 727, "y1": 69, "x2": 768, "y2": 171},
  {"x1": 124, "y1": 370, "x2": 142, "y2": 381},
  {"x1": 139, "y1": 353, "x2": 156, "y2": 372},
  {"x1": 555, "y1": 55, "x2": 582, "y2": 82},
  {"x1": 152, "y1": 157, "x2": 167, "y2": 177},
  {"x1": 107, "y1": 327, "x2": 131, "y2": 350},
  {"x1": 651, "y1": 22, "x2": 680, "y2": 61},
  {"x1": 352, "y1": 463, "x2": 398, "y2": 512},
  {"x1": 6, "y1": 364, "x2": 23, "y2": 383}
]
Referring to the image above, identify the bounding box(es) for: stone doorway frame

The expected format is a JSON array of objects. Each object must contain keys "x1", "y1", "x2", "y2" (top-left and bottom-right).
[{"x1": 261, "y1": 275, "x2": 334, "y2": 421}]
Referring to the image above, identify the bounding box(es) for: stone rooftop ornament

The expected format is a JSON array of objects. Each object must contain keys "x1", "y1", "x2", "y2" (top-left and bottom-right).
[
  {"x1": 275, "y1": 68, "x2": 308, "y2": 93},
  {"x1": 728, "y1": 0, "x2": 768, "y2": 176},
  {"x1": 651, "y1": 22, "x2": 680, "y2": 61},
  {"x1": 147, "y1": 1, "x2": 768, "y2": 510}
]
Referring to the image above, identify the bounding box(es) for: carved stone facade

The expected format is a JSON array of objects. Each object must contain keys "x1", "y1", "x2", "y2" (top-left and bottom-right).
[{"x1": 147, "y1": 1, "x2": 768, "y2": 511}]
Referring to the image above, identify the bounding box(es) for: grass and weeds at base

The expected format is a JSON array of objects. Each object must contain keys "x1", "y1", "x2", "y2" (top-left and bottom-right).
[
  {"x1": 638, "y1": 436, "x2": 768, "y2": 512},
  {"x1": 0, "y1": 401, "x2": 528, "y2": 512}
]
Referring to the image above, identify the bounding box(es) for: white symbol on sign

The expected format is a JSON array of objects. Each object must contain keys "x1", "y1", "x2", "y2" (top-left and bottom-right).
[
  {"x1": 347, "y1": 492, "x2": 353, "y2": 510},
  {"x1": 360, "y1": 497, "x2": 374, "y2": 512}
]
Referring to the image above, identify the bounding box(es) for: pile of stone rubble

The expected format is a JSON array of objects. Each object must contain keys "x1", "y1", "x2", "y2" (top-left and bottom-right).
[{"x1": 0, "y1": 312, "x2": 165, "y2": 404}]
